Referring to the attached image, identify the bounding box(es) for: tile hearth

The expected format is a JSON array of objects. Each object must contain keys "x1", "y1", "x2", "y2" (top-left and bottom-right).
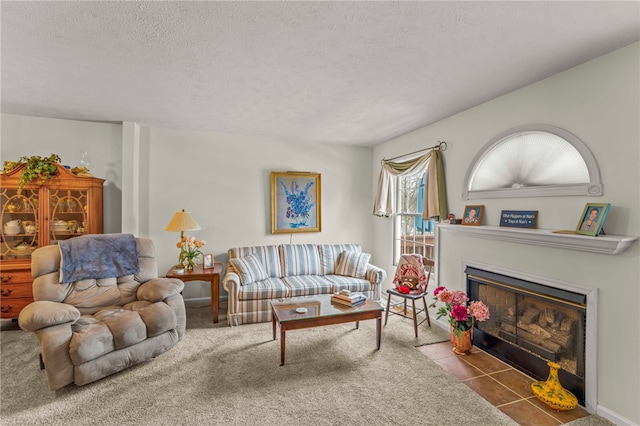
[{"x1": 417, "y1": 343, "x2": 592, "y2": 425}]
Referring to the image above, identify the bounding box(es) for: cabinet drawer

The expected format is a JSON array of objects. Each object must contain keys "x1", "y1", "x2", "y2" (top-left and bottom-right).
[
  {"x1": 0, "y1": 297, "x2": 32, "y2": 319},
  {"x1": 0, "y1": 270, "x2": 32, "y2": 285},
  {"x1": 0, "y1": 270, "x2": 34, "y2": 318},
  {"x1": 1, "y1": 281, "x2": 33, "y2": 298}
]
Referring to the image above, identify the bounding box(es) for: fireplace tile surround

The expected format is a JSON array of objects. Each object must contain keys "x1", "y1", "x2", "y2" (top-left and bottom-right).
[{"x1": 417, "y1": 342, "x2": 592, "y2": 425}]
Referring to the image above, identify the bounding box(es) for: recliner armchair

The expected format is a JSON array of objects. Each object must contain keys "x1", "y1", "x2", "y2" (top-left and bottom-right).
[{"x1": 18, "y1": 236, "x2": 186, "y2": 390}]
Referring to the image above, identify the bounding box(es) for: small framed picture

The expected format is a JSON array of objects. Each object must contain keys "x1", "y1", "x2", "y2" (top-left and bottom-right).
[
  {"x1": 462, "y1": 205, "x2": 484, "y2": 226},
  {"x1": 203, "y1": 254, "x2": 214, "y2": 269},
  {"x1": 576, "y1": 203, "x2": 610, "y2": 236}
]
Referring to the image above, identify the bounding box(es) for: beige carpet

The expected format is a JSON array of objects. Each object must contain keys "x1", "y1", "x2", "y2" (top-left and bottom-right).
[{"x1": 1, "y1": 306, "x2": 515, "y2": 425}]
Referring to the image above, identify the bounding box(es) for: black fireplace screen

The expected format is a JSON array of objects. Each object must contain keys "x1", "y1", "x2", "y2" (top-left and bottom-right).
[{"x1": 466, "y1": 267, "x2": 586, "y2": 405}]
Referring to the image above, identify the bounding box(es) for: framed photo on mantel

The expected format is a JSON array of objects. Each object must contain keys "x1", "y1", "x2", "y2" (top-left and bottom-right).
[
  {"x1": 462, "y1": 205, "x2": 483, "y2": 226},
  {"x1": 576, "y1": 203, "x2": 610, "y2": 236}
]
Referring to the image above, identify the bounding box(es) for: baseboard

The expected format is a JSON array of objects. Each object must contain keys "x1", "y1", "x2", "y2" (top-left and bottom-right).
[
  {"x1": 596, "y1": 405, "x2": 637, "y2": 426},
  {"x1": 184, "y1": 296, "x2": 228, "y2": 305}
]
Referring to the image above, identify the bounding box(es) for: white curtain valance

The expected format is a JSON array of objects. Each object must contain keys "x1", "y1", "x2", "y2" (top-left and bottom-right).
[{"x1": 373, "y1": 149, "x2": 448, "y2": 219}]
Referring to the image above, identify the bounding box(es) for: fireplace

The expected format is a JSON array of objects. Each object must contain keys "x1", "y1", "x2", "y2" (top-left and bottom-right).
[{"x1": 466, "y1": 266, "x2": 587, "y2": 406}]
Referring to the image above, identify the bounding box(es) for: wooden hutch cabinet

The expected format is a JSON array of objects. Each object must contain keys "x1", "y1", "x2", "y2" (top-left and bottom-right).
[{"x1": 0, "y1": 163, "x2": 104, "y2": 319}]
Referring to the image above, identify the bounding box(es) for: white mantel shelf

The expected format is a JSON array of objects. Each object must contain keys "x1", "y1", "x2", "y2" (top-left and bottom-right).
[{"x1": 438, "y1": 224, "x2": 638, "y2": 255}]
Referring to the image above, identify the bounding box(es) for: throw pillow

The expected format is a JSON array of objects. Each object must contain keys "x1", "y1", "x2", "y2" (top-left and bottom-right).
[
  {"x1": 230, "y1": 253, "x2": 269, "y2": 284},
  {"x1": 319, "y1": 244, "x2": 362, "y2": 275},
  {"x1": 334, "y1": 251, "x2": 371, "y2": 279}
]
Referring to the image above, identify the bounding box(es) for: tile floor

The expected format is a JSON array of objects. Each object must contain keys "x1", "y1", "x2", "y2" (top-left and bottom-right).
[{"x1": 417, "y1": 342, "x2": 590, "y2": 425}]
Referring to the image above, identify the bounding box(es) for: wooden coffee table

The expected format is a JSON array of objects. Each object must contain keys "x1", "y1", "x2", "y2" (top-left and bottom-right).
[{"x1": 271, "y1": 294, "x2": 383, "y2": 365}]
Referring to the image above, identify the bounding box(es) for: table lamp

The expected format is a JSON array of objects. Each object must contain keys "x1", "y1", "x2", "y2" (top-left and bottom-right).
[
  {"x1": 165, "y1": 209, "x2": 201, "y2": 240},
  {"x1": 165, "y1": 209, "x2": 201, "y2": 269}
]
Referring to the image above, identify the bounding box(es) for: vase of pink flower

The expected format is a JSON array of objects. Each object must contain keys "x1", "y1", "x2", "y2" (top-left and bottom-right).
[{"x1": 431, "y1": 286, "x2": 490, "y2": 355}]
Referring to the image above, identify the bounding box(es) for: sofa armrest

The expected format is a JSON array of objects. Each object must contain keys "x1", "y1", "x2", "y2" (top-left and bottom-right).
[
  {"x1": 365, "y1": 264, "x2": 386, "y2": 285},
  {"x1": 222, "y1": 268, "x2": 241, "y2": 295},
  {"x1": 18, "y1": 301, "x2": 80, "y2": 332},
  {"x1": 222, "y1": 266, "x2": 241, "y2": 326},
  {"x1": 365, "y1": 264, "x2": 387, "y2": 302},
  {"x1": 138, "y1": 277, "x2": 185, "y2": 303}
]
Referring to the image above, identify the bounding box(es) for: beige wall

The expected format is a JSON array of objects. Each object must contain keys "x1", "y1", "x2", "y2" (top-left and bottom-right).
[
  {"x1": 373, "y1": 42, "x2": 640, "y2": 424},
  {"x1": 139, "y1": 126, "x2": 376, "y2": 301},
  {"x1": 0, "y1": 114, "x2": 124, "y2": 233},
  {"x1": 1, "y1": 116, "x2": 376, "y2": 303}
]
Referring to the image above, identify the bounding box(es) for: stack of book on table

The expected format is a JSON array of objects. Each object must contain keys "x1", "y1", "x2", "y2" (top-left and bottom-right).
[{"x1": 331, "y1": 290, "x2": 366, "y2": 307}]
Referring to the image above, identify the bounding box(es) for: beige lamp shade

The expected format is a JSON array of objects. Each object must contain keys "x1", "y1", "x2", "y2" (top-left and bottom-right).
[{"x1": 165, "y1": 209, "x2": 201, "y2": 238}]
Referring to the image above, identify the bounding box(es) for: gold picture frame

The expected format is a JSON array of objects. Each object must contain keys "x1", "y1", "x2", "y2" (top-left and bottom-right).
[
  {"x1": 271, "y1": 171, "x2": 321, "y2": 234},
  {"x1": 462, "y1": 205, "x2": 484, "y2": 226}
]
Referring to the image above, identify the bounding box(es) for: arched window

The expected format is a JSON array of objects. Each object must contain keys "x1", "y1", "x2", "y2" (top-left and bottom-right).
[{"x1": 463, "y1": 124, "x2": 602, "y2": 199}]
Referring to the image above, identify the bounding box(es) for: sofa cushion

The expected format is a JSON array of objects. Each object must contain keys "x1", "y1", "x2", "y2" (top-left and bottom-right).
[
  {"x1": 230, "y1": 245, "x2": 282, "y2": 278},
  {"x1": 70, "y1": 316, "x2": 116, "y2": 365},
  {"x1": 282, "y1": 275, "x2": 334, "y2": 297},
  {"x1": 238, "y1": 278, "x2": 290, "y2": 301},
  {"x1": 325, "y1": 275, "x2": 372, "y2": 294},
  {"x1": 334, "y1": 251, "x2": 371, "y2": 279},
  {"x1": 318, "y1": 244, "x2": 362, "y2": 275},
  {"x1": 137, "y1": 277, "x2": 185, "y2": 302},
  {"x1": 70, "y1": 301, "x2": 179, "y2": 365},
  {"x1": 93, "y1": 307, "x2": 147, "y2": 350},
  {"x1": 281, "y1": 244, "x2": 322, "y2": 276},
  {"x1": 128, "y1": 301, "x2": 177, "y2": 338},
  {"x1": 230, "y1": 253, "x2": 269, "y2": 284}
]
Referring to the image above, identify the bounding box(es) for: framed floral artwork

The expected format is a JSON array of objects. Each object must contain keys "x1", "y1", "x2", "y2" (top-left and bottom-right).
[{"x1": 271, "y1": 171, "x2": 321, "y2": 234}]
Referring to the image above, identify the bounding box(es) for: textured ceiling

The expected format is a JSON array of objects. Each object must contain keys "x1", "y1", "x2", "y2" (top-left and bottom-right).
[{"x1": 1, "y1": 1, "x2": 639, "y2": 146}]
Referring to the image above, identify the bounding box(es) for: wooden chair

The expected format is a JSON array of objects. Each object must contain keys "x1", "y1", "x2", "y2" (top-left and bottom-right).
[{"x1": 384, "y1": 256, "x2": 433, "y2": 337}]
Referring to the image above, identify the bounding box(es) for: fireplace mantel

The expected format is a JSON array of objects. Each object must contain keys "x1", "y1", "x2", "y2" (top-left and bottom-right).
[{"x1": 438, "y1": 224, "x2": 638, "y2": 254}]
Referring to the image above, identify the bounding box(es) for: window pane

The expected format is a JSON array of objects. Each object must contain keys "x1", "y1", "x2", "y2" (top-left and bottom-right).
[
  {"x1": 394, "y1": 172, "x2": 435, "y2": 265},
  {"x1": 399, "y1": 174, "x2": 423, "y2": 213},
  {"x1": 396, "y1": 214, "x2": 434, "y2": 261}
]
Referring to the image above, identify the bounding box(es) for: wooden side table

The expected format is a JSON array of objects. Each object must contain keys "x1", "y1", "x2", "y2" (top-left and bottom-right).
[{"x1": 166, "y1": 263, "x2": 223, "y2": 323}]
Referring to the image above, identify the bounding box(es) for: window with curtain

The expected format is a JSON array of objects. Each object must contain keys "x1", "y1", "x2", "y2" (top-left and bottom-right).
[
  {"x1": 394, "y1": 173, "x2": 435, "y2": 264},
  {"x1": 373, "y1": 144, "x2": 447, "y2": 265}
]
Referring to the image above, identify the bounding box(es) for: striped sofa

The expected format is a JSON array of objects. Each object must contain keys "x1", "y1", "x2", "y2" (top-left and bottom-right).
[{"x1": 222, "y1": 244, "x2": 386, "y2": 326}]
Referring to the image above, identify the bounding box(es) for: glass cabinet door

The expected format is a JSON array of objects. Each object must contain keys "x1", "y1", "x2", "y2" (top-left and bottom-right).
[
  {"x1": 0, "y1": 188, "x2": 39, "y2": 261},
  {"x1": 49, "y1": 189, "x2": 89, "y2": 243}
]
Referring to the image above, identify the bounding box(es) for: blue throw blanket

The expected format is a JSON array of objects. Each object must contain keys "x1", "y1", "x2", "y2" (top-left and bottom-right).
[{"x1": 59, "y1": 234, "x2": 140, "y2": 283}]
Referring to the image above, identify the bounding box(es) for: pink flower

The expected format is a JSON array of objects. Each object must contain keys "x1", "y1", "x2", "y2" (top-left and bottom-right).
[
  {"x1": 437, "y1": 290, "x2": 453, "y2": 304},
  {"x1": 431, "y1": 285, "x2": 491, "y2": 330},
  {"x1": 450, "y1": 290, "x2": 468, "y2": 306},
  {"x1": 469, "y1": 301, "x2": 490, "y2": 322},
  {"x1": 433, "y1": 286, "x2": 446, "y2": 297},
  {"x1": 451, "y1": 305, "x2": 469, "y2": 322}
]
